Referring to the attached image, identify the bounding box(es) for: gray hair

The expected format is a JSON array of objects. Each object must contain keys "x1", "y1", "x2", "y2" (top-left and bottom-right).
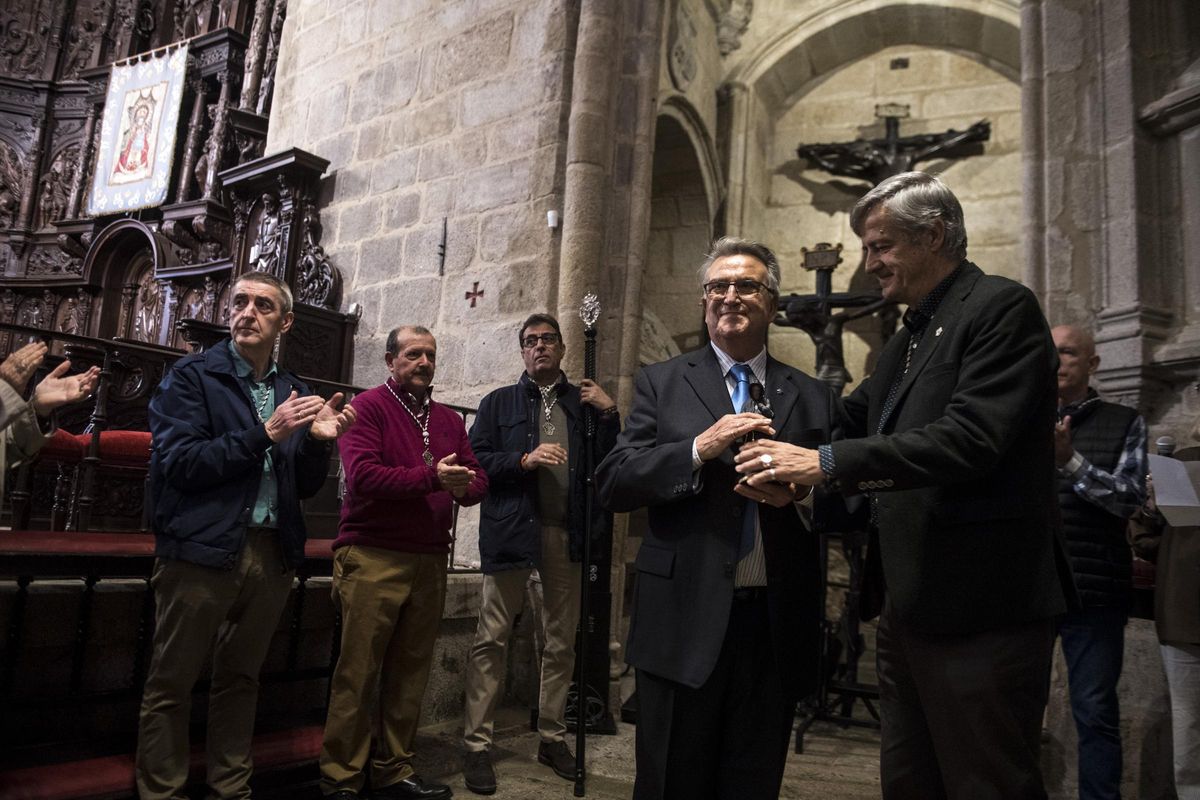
[
  {"x1": 386, "y1": 325, "x2": 434, "y2": 355},
  {"x1": 697, "y1": 236, "x2": 782, "y2": 297},
  {"x1": 850, "y1": 171, "x2": 968, "y2": 261},
  {"x1": 234, "y1": 270, "x2": 293, "y2": 316}
]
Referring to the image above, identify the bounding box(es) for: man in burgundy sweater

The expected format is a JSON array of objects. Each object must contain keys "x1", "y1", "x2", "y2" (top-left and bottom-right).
[{"x1": 320, "y1": 325, "x2": 488, "y2": 800}]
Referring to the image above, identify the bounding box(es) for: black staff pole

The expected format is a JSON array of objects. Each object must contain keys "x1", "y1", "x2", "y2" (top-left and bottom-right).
[{"x1": 573, "y1": 292, "x2": 601, "y2": 796}]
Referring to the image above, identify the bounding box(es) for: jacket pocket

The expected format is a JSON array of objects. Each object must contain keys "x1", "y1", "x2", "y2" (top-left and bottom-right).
[
  {"x1": 482, "y1": 493, "x2": 522, "y2": 521},
  {"x1": 635, "y1": 543, "x2": 675, "y2": 578},
  {"x1": 498, "y1": 414, "x2": 528, "y2": 451}
]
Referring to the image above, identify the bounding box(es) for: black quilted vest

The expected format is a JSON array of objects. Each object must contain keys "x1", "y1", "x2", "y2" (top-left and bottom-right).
[{"x1": 1056, "y1": 393, "x2": 1139, "y2": 608}]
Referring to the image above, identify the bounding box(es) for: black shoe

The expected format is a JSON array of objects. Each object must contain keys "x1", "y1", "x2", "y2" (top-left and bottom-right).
[
  {"x1": 537, "y1": 740, "x2": 576, "y2": 781},
  {"x1": 373, "y1": 775, "x2": 453, "y2": 800},
  {"x1": 462, "y1": 750, "x2": 497, "y2": 795}
]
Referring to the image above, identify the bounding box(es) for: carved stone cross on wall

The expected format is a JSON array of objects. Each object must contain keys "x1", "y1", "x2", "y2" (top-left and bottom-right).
[{"x1": 465, "y1": 281, "x2": 484, "y2": 308}]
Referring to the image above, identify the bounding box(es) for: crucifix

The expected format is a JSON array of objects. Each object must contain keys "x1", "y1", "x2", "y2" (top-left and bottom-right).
[
  {"x1": 775, "y1": 243, "x2": 896, "y2": 396},
  {"x1": 797, "y1": 103, "x2": 991, "y2": 185},
  {"x1": 465, "y1": 281, "x2": 484, "y2": 308}
]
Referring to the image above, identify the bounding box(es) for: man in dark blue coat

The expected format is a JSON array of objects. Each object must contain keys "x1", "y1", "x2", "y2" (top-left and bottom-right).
[
  {"x1": 460, "y1": 313, "x2": 618, "y2": 794},
  {"x1": 136, "y1": 271, "x2": 356, "y2": 800}
]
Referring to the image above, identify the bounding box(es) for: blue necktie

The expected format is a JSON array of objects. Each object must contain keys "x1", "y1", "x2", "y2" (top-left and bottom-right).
[
  {"x1": 730, "y1": 364, "x2": 756, "y2": 560},
  {"x1": 730, "y1": 363, "x2": 753, "y2": 414}
]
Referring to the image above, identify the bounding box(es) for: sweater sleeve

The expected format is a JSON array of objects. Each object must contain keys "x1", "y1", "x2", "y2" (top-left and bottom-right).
[
  {"x1": 339, "y1": 396, "x2": 441, "y2": 500},
  {"x1": 455, "y1": 418, "x2": 489, "y2": 507}
]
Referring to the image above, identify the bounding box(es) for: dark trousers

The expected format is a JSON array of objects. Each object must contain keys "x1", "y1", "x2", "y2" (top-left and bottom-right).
[
  {"x1": 633, "y1": 591, "x2": 795, "y2": 800},
  {"x1": 877, "y1": 603, "x2": 1055, "y2": 800},
  {"x1": 1058, "y1": 607, "x2": 1126, "y2": 800}
]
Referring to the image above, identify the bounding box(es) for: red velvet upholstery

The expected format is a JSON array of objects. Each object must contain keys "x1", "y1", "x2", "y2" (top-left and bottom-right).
[
  {"x1": 37, "y1": 431, "x2": 86, "y2": 463},
  {"x1": 0, "y1": 724, "x2": 324, "y2": 800},
  {"x1": 93, "y1": 430, "x2": 152, "y2": 468},
  {"x1": 0, "y1": 531, "x2": 335, "y2": 560}
]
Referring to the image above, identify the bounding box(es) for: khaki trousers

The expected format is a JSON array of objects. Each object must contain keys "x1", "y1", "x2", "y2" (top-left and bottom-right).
[
  {"x1": 462, "y1": 525, "x2": 581, "y2": 750},
  {"x1": 135, "y1": 530, "x2": 295, "y2": 800},
  {"x1": 319, "y1": 546, "x2": 447, "y2": 794}
]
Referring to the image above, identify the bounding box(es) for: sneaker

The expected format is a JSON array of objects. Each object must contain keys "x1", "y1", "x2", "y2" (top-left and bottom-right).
[
  {"x1": 537, "y1": 739, "x2": 576, "y2": 781},
  {"x1": 462, "y1": 749, "x2": 497, "y2": 795}
]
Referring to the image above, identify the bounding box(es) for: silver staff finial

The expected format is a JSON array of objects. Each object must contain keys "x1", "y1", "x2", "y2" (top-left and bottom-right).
[{"x1": 580, "y1": 292, "x2": 601, "y2": 331}]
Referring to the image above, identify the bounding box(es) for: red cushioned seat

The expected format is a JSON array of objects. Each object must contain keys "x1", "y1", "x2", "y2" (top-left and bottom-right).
[
  {"x1": 0, "y1": 724, "x2": 324, "y2": 800},
  {"x1": 37, "y1": 430, "x2": 87, "y2": 463},
  {"x1": 93, "y1": 430, "x2": 152, "y2": 468}
]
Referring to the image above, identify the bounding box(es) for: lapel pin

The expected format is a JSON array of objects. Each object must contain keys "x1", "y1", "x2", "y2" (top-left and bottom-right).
[
  {"x1": 775, "y1": 388, "x2": 783, "y2": 394},
  {"x1": 935, "y1": 326, "x2": 943, "y2": 337}
]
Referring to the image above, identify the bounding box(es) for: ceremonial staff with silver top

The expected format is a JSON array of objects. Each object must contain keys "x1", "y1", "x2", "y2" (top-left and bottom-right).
[
  {"x1": 462, "y1": 309, "x2": 620, "y2": 796},
  {"x1": 574, "y1": 292, "x2": 601, "y2": 796}
]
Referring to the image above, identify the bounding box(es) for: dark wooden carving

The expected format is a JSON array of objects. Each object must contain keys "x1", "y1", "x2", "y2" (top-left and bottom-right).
[{"x1": 0, "y1": 0, "x2": 359, "y2": 411}]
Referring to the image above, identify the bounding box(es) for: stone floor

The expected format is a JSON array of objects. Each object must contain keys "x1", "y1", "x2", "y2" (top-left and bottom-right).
[{"x1": 371, "y1": 706, "x2": 882, "y2": 800}]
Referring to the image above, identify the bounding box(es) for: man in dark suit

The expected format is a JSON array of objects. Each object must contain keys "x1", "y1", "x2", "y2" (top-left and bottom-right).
[
  {"x1": 737, "y1": 171, "x2": 1072, "y2": 799},
  {"x1": 597, "y1": 237, "x2": 840, "y2": 800}
]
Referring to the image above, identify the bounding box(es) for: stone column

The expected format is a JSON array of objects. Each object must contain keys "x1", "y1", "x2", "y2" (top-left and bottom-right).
[
  {"x1": 607, "y1": 0, "x2": 667, "y2": 700},
  {"x1": 556, "y1": 2, "x2": 620, "y2": 380},
  {"x1": 718, "y1": 81, "x2": 751, "y2": 237},
  {"x1": 1020, "y1": 0, "x2": 1172, "y2": 408}
]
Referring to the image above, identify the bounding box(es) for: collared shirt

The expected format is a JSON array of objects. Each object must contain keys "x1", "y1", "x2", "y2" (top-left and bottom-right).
[
  {"x1": 229, "y1": 340, "x2": 279, "y2": 527},
  {"x1": 689, "y1": 342, "x2": 812, "y2": 587},
  {"x1": 1058, "y1": 393, "x2": 1148, "y2": 518},
  {"x1": 818, "y1": 263, "x2": 964, "y2": 480}
]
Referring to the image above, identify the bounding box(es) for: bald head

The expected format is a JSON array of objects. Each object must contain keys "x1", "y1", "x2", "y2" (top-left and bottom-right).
[{"x1": 1052, "y1": 325, "x2": 1099, "y2": 406}]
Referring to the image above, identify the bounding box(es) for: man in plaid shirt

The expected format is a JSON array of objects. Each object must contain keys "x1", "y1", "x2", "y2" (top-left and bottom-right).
[{"x1": 1052, "y1": 324, "x2": 1148, "y2": 800}]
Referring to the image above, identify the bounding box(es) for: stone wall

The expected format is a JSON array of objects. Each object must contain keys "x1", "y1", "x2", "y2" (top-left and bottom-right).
[
  {"x1": 1023, "y1": 0, "x2": 1200, "y2": 437},
  {"x1": 758, "y1": 45, "x2": 1022, "y2": 390},
  {"x1": 267, "y1": 0, "x2": 573, "y2": 409}
]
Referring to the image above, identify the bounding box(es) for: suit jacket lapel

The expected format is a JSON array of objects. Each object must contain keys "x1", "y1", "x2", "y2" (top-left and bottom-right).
[
  {"x1": 765, "y1": 355, "x2": 800, "y2": 434},
  {"x1": 869, "y1": 332, "x2": 908, "y2": 431},
  {"x1": 884, "y1": 264, "x2": 981, "y2": 421},
  {"x1": 683, "y1": 346, "x2": 733, "y2": 422}
]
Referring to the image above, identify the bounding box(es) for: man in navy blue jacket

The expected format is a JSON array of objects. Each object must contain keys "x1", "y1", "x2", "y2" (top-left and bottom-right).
[
  {"x1": 460, "y1": 313, "x2": 618, "y2": 794},
  {"x1": 136, "y1": 271, "x2": 356, "y2": 800}
]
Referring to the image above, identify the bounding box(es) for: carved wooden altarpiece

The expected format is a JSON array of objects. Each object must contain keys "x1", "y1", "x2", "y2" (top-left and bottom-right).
[{"x1": 0, "y1": 0, "x2": 356, "y2": 401}]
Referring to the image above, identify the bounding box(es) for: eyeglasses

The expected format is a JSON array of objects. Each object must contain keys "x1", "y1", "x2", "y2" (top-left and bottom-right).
[
  {"x1": 703, "y1": 279, "x2": 771, "y2": 299},
  {"x1": 521, "y1": 332, "x2": 562, "y2": 349}
]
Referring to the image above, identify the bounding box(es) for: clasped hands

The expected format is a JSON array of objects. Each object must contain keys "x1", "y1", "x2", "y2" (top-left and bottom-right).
[{"x1": 695, "y1": 412, "x2": 825, "y2": 508}]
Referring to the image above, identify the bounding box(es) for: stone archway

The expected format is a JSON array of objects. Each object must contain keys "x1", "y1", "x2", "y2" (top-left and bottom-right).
[
  {"x1": 719, "y1": 2, "x2": 1022, "y2": 389},
  {"x1": 642, "y1": 110, "x2": 717, "y2": 361}
]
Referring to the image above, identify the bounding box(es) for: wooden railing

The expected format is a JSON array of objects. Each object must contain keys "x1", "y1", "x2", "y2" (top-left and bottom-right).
[{"x1": 0, "y1": 322, "x2": 479, "y2": 550}]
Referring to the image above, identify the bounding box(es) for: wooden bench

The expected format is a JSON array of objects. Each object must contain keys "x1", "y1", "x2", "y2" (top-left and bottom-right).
[
  {"x1": 0, "y1": 724, "x2": 325, "y2": 800},
  {"x1": 0, "y1": 531, "x2": 338, "y2": 800}
]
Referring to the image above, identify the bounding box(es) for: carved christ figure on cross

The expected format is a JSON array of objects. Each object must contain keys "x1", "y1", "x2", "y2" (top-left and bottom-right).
[{"x1": 798, "y1": 105, "x2": 991, "y2": 186}]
